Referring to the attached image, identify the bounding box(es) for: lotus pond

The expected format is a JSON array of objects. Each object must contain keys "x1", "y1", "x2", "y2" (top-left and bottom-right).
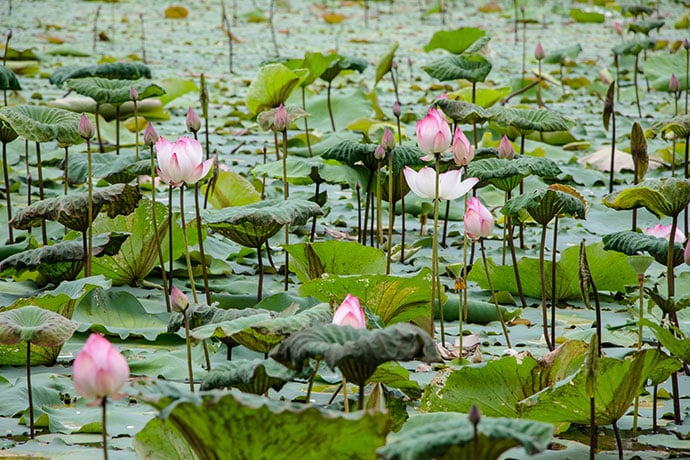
[{"x1": 1, "y1": 0, "x2": 690, "y2": 458}]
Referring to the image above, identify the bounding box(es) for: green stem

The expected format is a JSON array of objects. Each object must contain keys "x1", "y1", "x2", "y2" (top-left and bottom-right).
[
  {"x1": 183, "y1": 309, "x2": 194, "y2": 392},
  {"x1": 3, "y1": 141, "x2": 13, "y2": 243},
  {"x1": 539, "y1": 224, "x2": 552, "y2": 350},
  {"x1": 180, "y1": 186, "x2": 198, "y2": 304},
  {"x1": 194, "y1": 184, "x2": 211, "y2": 305},
  {"x1": 634, "y1": 54, "x2": 642, "y2": 118},
  {"x1": 376, "y1": 162, "x2": 382, "y2": 247},
  {"x1": 35, "y1": 142, "x2": 46, "y2": 245},
  {"x1": 342, "y1": 375, "x2": 349, "y2": 413},
  {"x1": 386, "y1": 153, "x2": 394, "y2": 274},
  {"x1": 550, "y1": 217, "x2": 558, "y2": 347},
  {"x1": 102, "y1": 397, "x2": 108, "y2": 460},
  {"x1": 432, "y1": 153, "x2": 441, "y2": 342},
  {"x1": 26, "y1": 341, "x2": 34, "y2": 439},
  {"x1": 481, "y1": 239, "x2": 511, "y2": 348},
  {"x1": 327, "y1": 81, "x2": 336, "y2": 132},
  {"x1": 149, "y1": 146, "x2": 171, "y2": 312},
  {"x1": 358, "y1": 384, "x2": 365, "y2": 411},
  {"x1": 305, "y1": 358, "x2": 320, "y2": 404},
  {"x1": 589, "y1": 396, "x2": 596, "y2": 460},
  {"x1": 86, "y1": 139, "x2": 92, "y2": 275},
  {"x1": 282, "y1": 128, "x2": 289, "y2": 291}
]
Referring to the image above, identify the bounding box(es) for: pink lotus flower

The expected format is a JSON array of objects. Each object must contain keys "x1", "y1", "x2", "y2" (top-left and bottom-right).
[
  {"x1": 274, "y1": 104, "x2": 288, "y2": 132},
  {"x1": 685, "y1": 240, "x2": 690, "y2": 266},
  {"x1": 534, "y1": 42, "x2": 545, "y2": 60},
  {"x1": 332, "y1": 294, "x2": 366, "y2": 329},
  {"x1": 464, "y1": 196, "x2": 494, "y2": 241},
  {"x1": 381, "y1": 127, "x2": 396, "y2": 151},
  {"x1": 78, "y1": 113, "x2": 94, "y2": 140},
  {"x1": 73, "y1": 333, "x2": 129, "y2": 403},
  {"x1": 645, "y1": 224, "x2": 686, "y2": 243},
  {"x1": 416, "y1": 108, "x2": 452, "y2": 161},
  {"x1": 403, "y1": 166, "x2": 478, "y2": 201},
  {"x1": 498, "y1": 135, "x2": 515, "y2": 159},
  {"x1": 186, "y1": 107, "x2": 201, "y2": 133},
  {"x1": 451, "y1": 127, "x2": 474, "y2": 166},
  {"x1": 156, "y1": 136, "x2": 213, "y2": 187},
  {"x1": 170, "y1": 284, "x2": 189, "y2": 313}
]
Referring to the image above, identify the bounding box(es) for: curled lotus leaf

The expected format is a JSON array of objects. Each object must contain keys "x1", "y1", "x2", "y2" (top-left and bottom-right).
[
  {"x1": 245, "y1": 63, "x2": 305, "y2": 115},
  {"x1": 650, "y1": 114, "x2": 690, "y2": 140},
  {"x1": 200, "y1": 358, "x2": 300, "y2": 394},
  {"x1": 322, "y1": 139, "x2": 425, "y2": 174},
  {"x1": 282, "y1": 51, "x2": 340, "y2": 88},
  {"x1": 612, "y1": 38, "x2": 656, "y2": 56},
  {"x1": 11, "y1": 183, "x2": 142, "y2": 232},
  {"x1": 377, "y1": 413, "x2": 554, "y2": 460},
  {"x1": 468, "y1": 156, "x2": 561, "y2": 192},
  {"x1": 375, "y1": 42, "x2": 399, "y2": 86},
  {"x1": 0, "y1": 119, "x2": 18, "y2": 144},
  {"x1": 435, "y1": 99, "x2": 493, "y2": 125},
  {"x1": 65, "y1": 77, "x2": 166, "y2": 106},
  {"x1": 502, "y1": 184, "x2": 587, "y2": 225},
  {"x1": 319, "y1": 55, "x2": 367, "y2": 83},
  {"x1": 422, "y1": 54, "x2": 492, "y2": 83},
  {"x1": 543, "y1": 44, "x2": 582, "y2": 65},
  {"x1": 0, "y1": 65, "x2": 21, "y2": 91},
  {"x1": 641, "y1": 319, "x2": 690, "y2": 364},
  {"x1": 49, "y1": 62, "x2": 152, "y2": 87},
  {"x1": 202, "y1": 199, "x2": 322, "y2": 248},
  {"x1": 0, "y1": 232, "x2": 129, "y2": 281},
  {"x1": 489, "y1": 107, "x2": 574, "y2": 134},
  {"x1": 423, "y1": 27, "x2": 486, "y2": 54},
  {"x1": 0, "y1": 105, "x2": 81, "y2": 145},
  {"x1": 271, "y1": 323, "x2": 441, "y2": 386},
  {"x1": 602, "y1": 231, "x2": 685, "y2": 267},
  {"x1": 0, "y1": 305, "x2": 76, "y2": 347},
  {"x1": 602, "y1": 178, "x2": 690, "y2": 218}
]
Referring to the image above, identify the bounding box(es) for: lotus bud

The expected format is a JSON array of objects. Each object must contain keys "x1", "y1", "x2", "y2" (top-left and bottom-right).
[
  {"x1": 73, "y1": 333, "x2": 129, "y2": 403},
  {"x1": 684, "y1": 38, "x2": 690, "y2": 50},
  {"x1": 381, "y1": 127, "x2": 395, "y2": 152},
  {"x1": 669, "y1": 74, "x2": 680, "y2": 93},
  {"x1": 143, "y1": 122, "x2": 159, "y2": 146},
  {"x1": 373, "y1": 144, "x2": 385, "y2": 160},
  {"x1": 129, "y1": 86, "x2": 138, "y2": 101},
  {"x1": 170, "y1": 285, "x2": 189, "y2": 313},
  {"x1": 7, "y1": 30, "x2": 11, "y2": 39},
  {"x1": 393, "y1": 101, "x2": 401, "y2": 118},
  {"x1": 469, "y1": 405, "x2": 481, "y2": 426},
  {"x1": 391, "y1": 59, "x2": 398, "y2": 70},
  {"x1": 519, "y1": 4, "x2": 525, "y2": 13},
  {"x1": 416, "y1": 107, "x2": 452, "y2": 161},
  {"x1": 464, "y1": 196, "x2": 494, "y2": 241},
  {"x1": 498, "y1": 135, "x2": 515, "y2": 160},
  {"x1": 534, "y1": 42, "x2": 545, "y2": 61},
  {"x1": 451, "y1": 127, "x2": 474, "y2": 166},
  {"x1": 78, "y1": 113, "x2": 94, "y2": 140},
  {"x1": 407, "y1": 57, "x2": 413, "y2": 67},
  {"x1": 274, "y1": 103, "x2": 289, "y2": 132},
  {"x1": 186, "y1": 107, "x2": 201, "y2": 134},
  {"x1": 332, "y1": 294, "x2": 366, "y2": 329},
  {"x1": 614, "y1": 21, "x2": 623, "y2": 36},
  {"x1": 685, "y1": 239, "x2": 690, "y2": 266}
]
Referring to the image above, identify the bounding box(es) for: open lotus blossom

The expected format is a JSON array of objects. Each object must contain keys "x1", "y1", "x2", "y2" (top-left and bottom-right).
[
  {"x1": 645, "y1": 224, "x2": 686, "y2": 243},
  {"x1": 403, "y1": 166, "x2": 478, "y2": 201},
  {"x1": 498, "y1": 135, "x2": 515, "y2": 159},
  {"x1": 464, "y1": 196, "x2": 495, "y2": 241},
  {"x1": 416, "y1": 107, "x2": 452, "y2": 161},
  {"x1": 332, "y1": 294, "x2": 366, "y2": 329},
  {"x1": 73, "y1": 333, "x2": 130, "y2": 403},
  {"x1": 451, "y1": 127, "x2": 474, "y2": 166},
  {"x1": 156, "y1": 136, "x2": 213, "y2": 187}
]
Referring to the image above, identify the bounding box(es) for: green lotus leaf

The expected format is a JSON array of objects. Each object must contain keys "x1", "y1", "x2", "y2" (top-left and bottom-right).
[
  {"x1": 11, "y1": 183, "x2": 142, "y2": 232},
  {"x1": 602, "y1": 231, "x2": 685, "y2": 267},
  {"x1": 602, "y1": 178, "x2": 690, "y2": 218},
  {"x1": 299, "y1": 268, "x2": 436, "y2": 326},
  {"x1": 65, "y1": 151, "x2": 152, "y2": 184},
  {"x1": 0, "y1": 105, "x2": 81, "y2": 144},
  {"x1": 90, "y1": 199, "x2": 169, "y2": 286},
  {"x1": 65, "y1": 77, "x2": 165, "y2": 105},
  {"x1": 377, "y1": 413, "x2": 554, "y2": 460},
  {"x1": 136, "y1": 384, "x2": 389, "y2": 460},
  {"x1": 253, "y1": 156, "x2": 327, "y2": 186},
  {"x1": 368, "y1": 361, "x2": 422, "y2": 399},
  {"x1": 622, "y1": 5, "x2": 653, "y2": 16},
  {"x1": 423, "y1": 27, "x2": 486, "y2": 54},
  {"x1": 0, "y1": 232, "x2": 129, "y2": 281},
  {"x1": 630, "y1": 121, "x2": 649, "y2": 180},
  {"x1": 203, "y1": 199, "x2": 322, "y2": 248},
  {"x1": 202, "y1": 170, "x2": 261, "y2": 209},
  {"x1": 644, "y1": 285, "x2": 690, "y2": 315},
  {"x1": 543, "y1": 44, "x2": 582, "y2": 65},
  {"x1": 468, "y1": 156, "x2": 561, "y2": 192},
  {"x1": 489, "y1": 107, "x2": 574, "y2": 134},
  {"x1": 285, "y1": 241, "x2": 386, "y2": 283},
  {"x1": 271, "y1": 323, "x2": 440, "y2": 386},
  {"x1": 435, "y1": 99, "x2": 493, "y2": 125},
  {"x1": 641, "y1": 53, "x2": 690, "y2": 92},
  {"x1": 612, "y1": 38, "x2": 655, "y2": 56},
  {"x1": 375, "y1": 42, "x2": 399, "y2": 86},
  {"x1": 322, "y1": 139, "x2": 425, "y2": 174},
  {"x1": 0, "y1": 305, "x2": 76, "y2": 347},
  {"x1": 200, "y1": 358, "x2": 299, "y2": 394},
  {"x1": 627, "y1": 20, "x2": 665, "y2": 35},
  {"x1": 517, "y1": 349, "x2": 681, "y2": 425},
  {"x1": 641, "y1": 319, "x2": 690, "y2": 364},
  {"x1": 318, "y1": 55, "x2": 367, "y2": 83},
  {"x1": 422, "y1": 54, "x2": 492, "y2": 83},
  {"x1": 246, "y1": 63, "x2": 304, "y2": 115},
  {"x1": 502, "y1": 184, "x2": 587, "y2": 225},
  {"x1": 650, "y1": 114, "x2": 690, "y2": 139},
  {"x1": 49, "y1": 62, "x2": 152, "y2": 87},
  {"x1": 283, "y1": 52, "x2": 340, "y2": 88},
  {"x1": 421, "y1": 341, "x2": 587, "y2": 417},
  {"x1": 0, "y1": 119, "x2": 18, "y2": 144},
  {"x1": 0, "y1": 65, "x2": 22, "y2": 91},
  {"x1": 570, "y1": 8, "x2": 605, "y2": 23}
]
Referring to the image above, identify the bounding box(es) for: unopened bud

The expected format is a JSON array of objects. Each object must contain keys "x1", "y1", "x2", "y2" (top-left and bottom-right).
[
  {"x1": 274, "y1": 104, "x2": 288, "y2": 132},
  {"x1": 669, "y1": 74, "x2": 680, "y2": 93},
  {"x1": 129, "y1": 86, "x2": 138, "y2": 101},
  {"x1": 170, "y1": 284, "x2": 189, "y2": 313},
  {"x1": 684, "y1": 38, "x2": 690, "y2": 50},
  {"x1": 374, "y1": 144, "x2": 386, "y2": 160},
  {"x1": 186, "y1": 107, "x2": 201, "y2": 134},
  {"x1": 393, "y1": 101, "x2": 401, "y2": 118},
  {"x1": 78, "y1": 113, "x2": 94, "y2": 140},
  {"x1": 381, "y1": 127, "x2": 395, "y2": 151},
  {"x1": 534, "y1": 42, "x2": 545, "y2": 60},
  {"x1": 469, "y1": 405, "x2": 481, "y2": 426},
  {"x1": 143, "y1": 122, "x2": 159, "y2": 146},
  {"x1": 498, "y1": 135, "x2": 515, "y2": 160}
]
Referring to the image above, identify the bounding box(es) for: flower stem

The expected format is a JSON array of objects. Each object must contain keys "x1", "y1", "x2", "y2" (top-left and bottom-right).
[
  {"x1": 101, "y1": 397, "x2": 108, "y2": 460},
  {"x1": 305, "y1": 358, "x2": 320, "y2": 404},
  {"x1": 86, "y1": 139, "x2": 92, "y2": 275},
  {"x1": 539, "y1": 223, "x2": 552, "y2": 350},
  {"x1": 26, "y1": 340, "x2": 34, "y2": 439},
  {"x1": 183, "y1": 309, "x2": 194, "y2": 393},
  {"x1": 2, "y1": 141, "x2": 13, "y2": 243},
  {"x1": 282, "y1": 128, "x2": 289, "y2": 291},
  {"x1": 149, "y1": 145, "x2": 171, "y2": 312},
  {"x1": 194, "y1": 184, "x2": 211, "y2": 305},
  {"x1": 431, "y1": 153, "x2": 441, "y2": 342},
  {"x1": 480, "y1": 239, "x2": 511, "y2": 348},
  {"x1": 376, "y1": 162, "x2": 383, "y2": 248},
  {"x1": 386, "y1": 154, "x2": 394, "y2": 274},
  {"x1": 179, "y1": 187, "x2": 198, "y2": 304}
]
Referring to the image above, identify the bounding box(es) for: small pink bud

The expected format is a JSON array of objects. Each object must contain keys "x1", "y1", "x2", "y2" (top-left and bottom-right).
[
  {"x1": 614, "y1": 21, "x2": 623, "y2": 36},
  {"x1": 129, "y1": 86, "x2": 138, "y2": 101},
  {"x1": 333, "y1": 294, "x2": 366, "y2": 329},
  {"x1": 407, "y1": 57, "x2": 413, "y2": 67},
  {"x1": 685, "y1": 239, "x2": 690, "y2": 266},
  {"x1": 519, "y1": 5, "x2": 525, "y2": 13},
  {"x1": 469, "y1": 405, "x2": 481, "y2": 426},
  {"x1": 72, "y1": 333, "x2": 129, "y2": 403},
  {"x1": 534, "y1": 42, "x2": 545, "y2": 60},
  {"x1": 393, "y1": 101, "x2": 401, "y2": 118},
  {"x1": 186, "y1": 107, "x2": 201, "y2": 134},
  {"x1": 143, "y1": 122, "x2": 159, "y2": 146},
  {"x1": 451, "y1": 127, "x2": 474, "y2": 166},
  {"x1": 391, "y1": 59, "x2": 398, "y2": 70},
  {"x1": 684, "y1": 38, "x2": 690, "y2": 50},
  {"x1": 274, "y1": 104, "x2": 289, "y2": 132},
  {"x1": 464, "y1": 196, "x2": 494, "y2": 241},
  {"x1": 669, "y1": 74, "x2": 680, "y2": 93},
  {"x1": 381, "y1": 127, "x2": 395, "y2": 151},
  {"x1": 78, "y1": 113, "x2": 94, "y2": 140},
  {"x1": 498, "y1": 135, "x2": 515, "y2": 160},
  {"x1": 170, "y1": 284, "x2": 189, "y2": 312},
  {"x1": 374, "y1": 144, "x2": 386, "y2": 160}
]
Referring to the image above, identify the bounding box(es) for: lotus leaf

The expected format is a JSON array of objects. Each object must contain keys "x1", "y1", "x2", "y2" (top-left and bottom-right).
[
  {"x1": 375, "y1": 42, "x2": 399, "y2": 86},
  {"x1": 435, "y1": 99, "x2": 493, "y2": 125},
  {"x1": 489, "y1": 107, "x2": 574, "y2": 134},
  {"x1": 318, "y1": 55, "x2": 367, "y2": 83},
  {"x1": 502, "y1": 184, "x2": 587, "y2": 225},
  {"x1": 602, "y1": 178, "x2": 690, "y2": 218},
  {"x1": 422, "y1": 55, "x2": 492, "y2": 83},
  {"x1": 200, "y1": 358, "x2": 299, "y2": 394},
  {"x1": 468, "y1": 156, "x2": 561, "y2": 192},
  {"x1": 603, "y1": 231, "x2": 686, "y2": 267},
  {"x1": 285, "y1": 241, "x2": 386, "y2": 283},
  {"x1": 0, "y1": 305, "x2": 76, "y2": 347},
  {"x1": 0, "y1": 105, "x2": 81, "y2": 145},
  {"x1": 0, "y1": 65, "x2": 22, "y2": 90},
  {"x1": 65, "y1": 77, "x2": 165, "y2": 105},
  {"x1": 49, "y1": 62, "x2": 152, "y2": 86},
  {"x1": 322, "y1": 139, "x2": 425, "y2": 174},
  {"x1": 423, "y1": 27, "x2": 486, "y2": 54},
  {"x1": 246, "y1": 63, "x2": 305, "y2": 115}
]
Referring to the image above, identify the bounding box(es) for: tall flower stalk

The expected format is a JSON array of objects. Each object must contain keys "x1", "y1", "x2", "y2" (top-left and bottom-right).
[{"x1": 78, "y1": 114, "x2": 94, "y2": 276}]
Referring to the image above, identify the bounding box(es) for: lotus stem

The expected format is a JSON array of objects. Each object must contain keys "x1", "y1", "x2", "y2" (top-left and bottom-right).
[
  {"x1": 26, "y1": 340, "x2": 34, "y2": 439},
  {"x1": 93, "y1": 5, "x2": 100, "y2": 53},
  {"x1": 613, "y1": 419, "x2": 623, "y2": 460},
  {"x1": 139, "y1": 13, "x2": 146, "y2": 64},
  {"x1": 3, "y1": 141, "x2": 13, "y2": 243},
  {"x1": 268, "y1": 0, "x2": 279, "y2": 57},
  {"x1": 63, "y1": 146, "x2": 69, "y2": 196},
  {"x1": 550, "y1": 216, "x2": 558, "y2": 347},
  {"x1": 667, "y1": 214, "x2": 682, "y2": 425},
  {"x1": 305, "y1": 358, "x2": 320, "y2": 404},
  {"x1": 614, "y1": 53, "x2": 620, "y2": 102},
  {"x1": 179, "y1": 186, "x2": 198, "y2": 304},
  {"x1": 302, "y1": 88, "x2": 313, "y2": 157},
  {"x1": 310, "y1": 181, "x2": 319, "y2": 242},
  {"x1": 685, "y1": 46, "x2": 689, "y2": 115},
  {"x1": 609, "y1": 100, "x2": 616, "y2": 194},
  {"x1": 369, "y1": 187, "x2": 375, "y2": 247},
  {"x1": 356, "y1": 181, "x2": 362, "y2": 244},
  {"x1": 653, "y1": 384, "x2": 659, "y2": 433},
  {"x1": 86, "y1": 139, "x2": 92, "y2": 275},
  {"x1": 589, "y1": 396, "x2": 596, "y2": 460},
  {"x1": 182, "y1": 308, "x2": 194, "y2": 393},
  {"x1": 480, "y1": 239, "x2": 511, "y2": 348},
  {"x1": 342, "y1": 376, "x2": 349, "y2": 413},
  {"x1": 634, "y1": 54, "x2": 642, "y2": 118},
  {"x1": 327, "y1": 81, "x2": 336, "y2": 131},
  {"x1": 518, "y1": 135, "x2": 526, "y2": 249},
  {"x1": 632, "y1": 272, "x2": 645, "y2": 439},
  {"x1": 513, "y1": 0, "x2": 518, "y2": 45},
  {"x1": 358, "y1": 384, "x2": 365, "y2": 411},
  {"x1": 114, "y1": 106, "x2": 120, "y2": 155},
  {"x1": 257, "y1": 244, "x2": 264, "y2": 301},
  {"x1": 281, "y1": 127, "x2": 289, "y2": 291},
  {"x1": 95, "y1": 104, "x2": 104, "y2": 153},
  {"x1": 24, "y1": 140, "x2": 31, "y2": 212},
  {"x1": 35, "y1": 142, "x2": 47, "y2": 245},
  {"x1": 101, "y1": 396, "x2": 108, "y2": 460},
  {"x1": 441, "y1": 200, "x2": 450, "y2": 248},
  {"x1": 521, "y1": 8, "x2": 526, "y2": 79},
  {"x1": 432, "y1": 153, "x2": 441, "y2": 342},
  {"x1": 168, "y1": 185, "x2": 174, "y2": 285},
  {"x1": 507, "y1": 214, "x2": 527, "y2": 309},
  {"x1": 362, "y1": 171, "x2": 374, "y2": 246},
  {"x1": 537, "y1": 60, "x2": 543, "y2": 106},
  {"x1": 539, "y1": 223, "x2": 552, "y2": 350},
  {"x1": 201, "y1": 75, "x2": 210, "y2": 162},
  {"x1": 439, "y1": 0, "x2": 445, "y2": 25},
  {"x1": 685, "y1": 135, "x2": 689, "y2": 235},
  {"x1": 194, "y1": 184, "x2": 211, "y2": 305},
  {"x1": 386, "y1": 155, "x2": 394, "y2": 274},
  {"x1": 400, "y1": 173, "x2": 406, "y2": 263},
  {"x1": 149, "y1": 145, "x2": 171, "y2": 312},
  {"x1": 376, "y1": 161, "x2": 383, "y2": 247}
]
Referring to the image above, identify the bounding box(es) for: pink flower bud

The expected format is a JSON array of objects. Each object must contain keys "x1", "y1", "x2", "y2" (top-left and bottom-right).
[
  {"x1": 73, "y1": 333, "x2": 129, "y2": 403},
  {"x1": 464, "y1": 196, "x2": 494, "y2": 241},
  {"x1": 469, "y1": 405, "x2": 481, "y2": 425},
  {"x1": 143, "y1": 122, "x2": 159, "y2": 146},
  {"x1": 498, "y1": 135, "x2": 515, "y2": 159},
  {"x1": 374, "y1": 144, "x2": 386, "y2": 160},
  {"x1": 78, "y1": 113, "x2": 94, "y2": 140},
  {"x1": 393, "y1": 101, "x2": 401, "y2": 118},
  {"x1": 391, "y1": 59, "x2": 398, "y2": 70},
  {"x1": 451, "y1": 127, "x2": 474, "y2": 166},
  {"x1": 129, "y1": 86, "x2": 139, "y2": 101},
  {"x1": 170, "y1": 284, "x2": 189, "y2": 312},
  {"x1": 669, "y1": 74, "x2": 680, "y2": 93},
  {"x1": 274, "y1": 104, "x2": 289, "y2": 132},
  {"x1": 416, "y1": 107, "x2": 452, "y2": 160},
  {"x1": 332, "y1": 294, "x2": 366, "y2": 329},
  {"x1": 614, "y1": 21, "x2": 623, "y2": 36},
  {"x1": 186, "y1": 107, "x2": 201, "y2": 133},
  {"x1": 685, "y1": 239, "x2": 690, "y2": 266},
  {"x1": 381, "y1": 127, "x2": 395, "y2": 151},
  {"x1": 684, "y1": 38, "x2": 690, "y2": 50},
  {"x1": 534, "y1": 42, "x2": 545, "y2": 60}
]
